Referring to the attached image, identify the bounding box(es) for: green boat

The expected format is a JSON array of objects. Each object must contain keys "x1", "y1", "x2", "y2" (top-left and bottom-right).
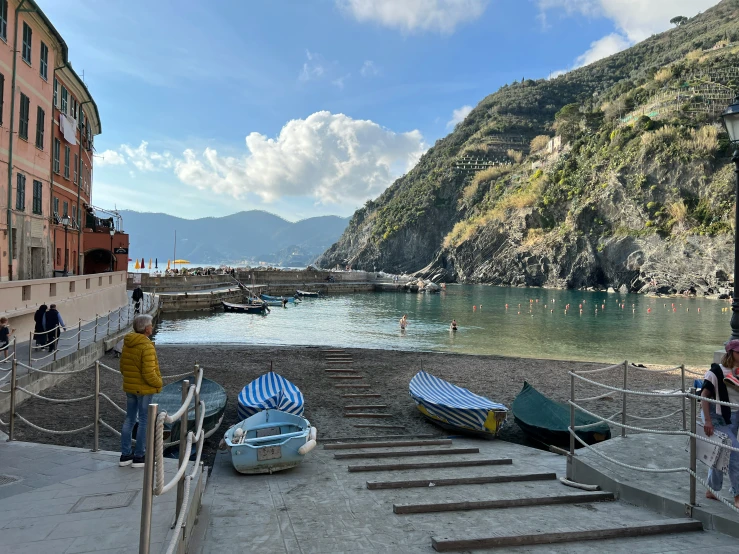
[{"x1": 511, "y1": 381, "x2": 611, "y2": 448}]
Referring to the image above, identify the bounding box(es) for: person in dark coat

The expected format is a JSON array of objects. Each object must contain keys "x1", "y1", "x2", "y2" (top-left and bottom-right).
[
  {"x1": 43, "y1": 304, "x2": 66, "y2": 352},
  {"x1": 33, "y1": 304, "x2": 48, "y2": 347},
  {"x1": 132, "y1": 286, "x2": 144, "y2": 314}
]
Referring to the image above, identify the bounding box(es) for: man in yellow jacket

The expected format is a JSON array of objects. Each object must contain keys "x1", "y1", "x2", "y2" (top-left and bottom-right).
[{"x1": 119, "y1": 314, "x2": 163, "y2": 467}]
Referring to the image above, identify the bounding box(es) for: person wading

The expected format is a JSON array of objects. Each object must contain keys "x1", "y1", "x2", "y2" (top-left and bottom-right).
[{"x1": 119, "y1": 314, "x2": 163, "y2": 468}]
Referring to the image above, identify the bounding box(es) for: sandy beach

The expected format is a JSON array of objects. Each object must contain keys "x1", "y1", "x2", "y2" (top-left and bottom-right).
[{"x1": 9, "y1": 344, "x2": 695, "y2": 466}]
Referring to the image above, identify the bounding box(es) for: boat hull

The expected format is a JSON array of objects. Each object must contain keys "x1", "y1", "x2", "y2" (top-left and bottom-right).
[
  {"x1": 222, "y1": 301, "x2": 267, "y2": 314},
  {"x1": 296, "y1": 290, "x2": 320, "y2": 297},
  {"x1": 415, "y1": 405, "x2": 507, "y2": 439},
  {"x1": 224, "y1": 409, "x2": 315, "y2": 474},
  {"x1": 261, "y1": 294, "x2": 297, "y2": 303}
]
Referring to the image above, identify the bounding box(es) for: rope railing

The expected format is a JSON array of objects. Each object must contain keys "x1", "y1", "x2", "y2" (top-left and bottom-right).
[{"x1": 567, "y1": 360, "x2": 739, "y2": 516}]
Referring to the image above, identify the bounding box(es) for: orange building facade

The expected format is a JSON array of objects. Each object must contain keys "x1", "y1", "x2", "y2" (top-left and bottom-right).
[{"x1": 0, "y1": 0, "x2": 126, "y2": 281}]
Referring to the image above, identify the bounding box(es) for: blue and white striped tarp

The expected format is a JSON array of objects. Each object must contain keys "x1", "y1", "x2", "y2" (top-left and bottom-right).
[
  {"x1": 237, "y1": 371, "x2": 304, "y2": 420},
  {"x1": 409, "y1": 371, "x2": 507, "y2": 433}
]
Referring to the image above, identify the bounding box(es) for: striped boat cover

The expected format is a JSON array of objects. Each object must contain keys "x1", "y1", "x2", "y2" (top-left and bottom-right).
[
  {"x1": 409, "y1": 371, "x2": 507, "y2": 432},
  {"x1": 237, "y1": 371, "x2": 304, "y2": 420}
]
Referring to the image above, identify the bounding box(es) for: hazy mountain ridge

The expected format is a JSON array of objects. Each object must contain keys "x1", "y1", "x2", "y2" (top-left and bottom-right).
[
  {"x1": 121, "y1": 210, "x2": 349, "y2": 266},
  {"x1": 317, "y1": 0, "x2": 739, "y2": 294}
]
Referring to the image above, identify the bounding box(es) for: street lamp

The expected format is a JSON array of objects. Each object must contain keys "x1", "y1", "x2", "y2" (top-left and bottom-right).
[
  {"x1": 61, "y1": 215, "x2": 70, "y2": 277},
  {"x1": 109, "y1": 227, "x2": 115, "y2": 272},
  {"x1": 721, "y1": 95, "x2": 739, "y2": 341}
]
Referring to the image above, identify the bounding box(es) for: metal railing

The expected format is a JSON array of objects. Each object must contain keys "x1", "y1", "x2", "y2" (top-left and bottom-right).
[{"x1": 567, "y1": 360, "x2": 739, "y2": 516}]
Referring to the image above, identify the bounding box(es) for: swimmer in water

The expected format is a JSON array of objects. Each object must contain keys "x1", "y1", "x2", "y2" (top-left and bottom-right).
[
  {"x1": 450, "y1": 319, "x2": 458, "y2": 331},
  {"x1": 400, "y1": 314, "x2": 408, "y2": 330}
]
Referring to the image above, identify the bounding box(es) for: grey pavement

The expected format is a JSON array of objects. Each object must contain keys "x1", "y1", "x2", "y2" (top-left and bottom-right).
[
  {"x1": 0, "y1": 440, "x2": 186, "y2": 554},
  {"x1": 190, "y1": 437, "x2": 738, "y2": 553}
]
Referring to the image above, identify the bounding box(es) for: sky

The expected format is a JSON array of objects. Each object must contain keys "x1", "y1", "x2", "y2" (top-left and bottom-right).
[{"x1": 41, "y1": 0, "x2": 720, "y2": 222}]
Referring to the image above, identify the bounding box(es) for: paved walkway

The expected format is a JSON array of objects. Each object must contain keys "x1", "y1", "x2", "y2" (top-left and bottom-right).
[{"x1": 0, "y1": 441, "x2": 184, "y2": 554}]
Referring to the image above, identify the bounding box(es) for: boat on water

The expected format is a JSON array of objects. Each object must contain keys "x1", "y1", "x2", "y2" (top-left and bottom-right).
[
  {"x1": 296, "y1": 289, "x2": 320, "y2": 298},
  {"x1": 408, "y1": 371, "x2": 508, "y2": 438},
  {"x1": 152, "y1": 377, "x2": 228, "y2": 446},
  {"x1": 511, "y1": 381, "x2": 612, "y2": 448},
  {"x1": 261, "y1": 294, "x2": 298, "y2": 303},
  {"x1": 237, "y1": 370, "x2": 304, "y2": 420},
  {"x1": 223, "y1": 408, "x2": 316, "y2": 474},
  {"x1": 222, "y1": 301, "x2": 269, "y2": 314}
]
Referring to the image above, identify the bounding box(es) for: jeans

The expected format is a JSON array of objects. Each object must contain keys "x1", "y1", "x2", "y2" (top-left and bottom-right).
[
  {"x1": 704, "y1": 408, "x2": 739, "y2": 497},
  {"x1": 121, "y1": 393, "x2": 153, "y2": 458}
]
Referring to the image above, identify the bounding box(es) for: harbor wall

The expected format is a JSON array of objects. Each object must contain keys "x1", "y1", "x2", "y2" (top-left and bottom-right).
[
  {"x1": 159, "y1": 287, "x2": 243, "y2": 312},
  {"x1": 0, "y1": 271, "x2": 129, "y2": 340}
]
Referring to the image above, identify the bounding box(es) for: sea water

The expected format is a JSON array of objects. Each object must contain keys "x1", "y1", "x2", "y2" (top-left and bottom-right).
[{"x1": 152, "y1": 285, "x2": 730, "y2": 367}]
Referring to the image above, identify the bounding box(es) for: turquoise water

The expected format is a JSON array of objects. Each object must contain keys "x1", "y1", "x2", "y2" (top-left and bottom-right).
[{"x1": 153, "y1": 285, "x2": 731, "y2": 366}]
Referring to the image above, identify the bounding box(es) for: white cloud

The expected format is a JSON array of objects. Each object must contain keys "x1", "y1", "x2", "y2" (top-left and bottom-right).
[
  {"x1": 447, "y1": 105, "x2": 473, "y2": 128},
  {"x1": 173, "y1": 111, "x2": 426, "y2": 205},
  {"x1": 332, "y1": 74, "x2": 351, "y2": 89},
  {"x1": 548, "y1": 69, "x2": 568, "y2": 79},
  {"x1": 119, "y1": 141, "x2": 174, "y2": 172},
  {"x1": 538, "y1": 0, "x2": 719, "y2": 42},
  {"x1": 96, "y1": 150, "x2": 126, "y2": 166},
  {"x1": 338, "y1": 0, "x2": 489, "y2": 34},
  {"x1": 575, "y1": 32, "x2": 631, "y2": 67},
  {"x1": 360, "y1": 60, "x2": 381, "y2": 77},
  {"x1": 299, "y1": 50, "x2": 327, "y2": 82}
]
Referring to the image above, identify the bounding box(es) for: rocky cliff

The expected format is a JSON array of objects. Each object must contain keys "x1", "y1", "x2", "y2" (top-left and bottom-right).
[{"x1": 317, "y1": 0, "x2": 739, "y2": 295}]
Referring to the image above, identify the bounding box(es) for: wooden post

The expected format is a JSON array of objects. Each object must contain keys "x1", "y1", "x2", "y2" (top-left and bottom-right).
[
  {"x1": 621, "y1": 361, "x2": 628, "y2": 438},
  {"x1": 93, "y1": 362, "x2": 100, "y2": 452},
  {"x1": 175, "y1": 379, "x2": 190, "y2": 524},
  {"x1": 8, "y1": 359, "x2": 17, "y2": 440},
  {"x1": 138, "y1": 403, "x2": 158, "y2": 554}
]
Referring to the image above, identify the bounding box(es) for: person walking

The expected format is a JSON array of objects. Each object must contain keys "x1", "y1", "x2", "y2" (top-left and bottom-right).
[
  {"x1": 132, "y1": 286, "x2": 144, "y2": 314},
  {"x1": 43, "y1": 304, "x2": 66, "y2": 352},
  {"x1": 119, "y1": 314, "x2": 162, "y2": 468},
  {"x1": 33, "y1": 304, "x2": 47, "y2": 347},
  {"x1": 701, "y1": 340, "x2": 739, "y2": 508}
]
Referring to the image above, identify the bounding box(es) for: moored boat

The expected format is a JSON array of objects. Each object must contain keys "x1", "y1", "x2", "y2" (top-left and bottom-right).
[
  {"x1": 511, "y1": 381, "x2": 612, "y2": 448},
  {"x1": 296, "y1": 289, "x2": 320, "y2": 297},
  {"x1": 222, "y1": 301, "x2": 269, "y2": 314},
  {"x1": 409, "y1": 371, "x2": 508, "y2": 438},
  {"x1": 152, "y1": 377, "x2": 228, "y2": 445},
  {"x1": 237, "y1": 371, "x2": 304, "y2": 420},
  {"x1": 261, "y1": 294, "x2": 298, "y2": 303},
  {"x1": 224, "y1": 409, "x2": 316, "y2": 474}
]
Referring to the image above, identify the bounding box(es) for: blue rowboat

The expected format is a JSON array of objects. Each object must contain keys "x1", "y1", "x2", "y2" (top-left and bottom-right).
[
  {"x1": 237, "y1": 371, "x2": 304, "y2": 421},
  {"x1": 296, "y1": 289, "x2": 320, "y2": 297},
  {"x1": 261, "y1": 294, "x2": 298, "y2": 303},
  {"x1": 222, "y1": 301, "x2": 268, "y2": 314},
  {"x1": 224, "y1": 409, "x2": 316, "y2": 474},
  {"x1": 409, "y1": 371, "x2": 508, "y2": 438}
]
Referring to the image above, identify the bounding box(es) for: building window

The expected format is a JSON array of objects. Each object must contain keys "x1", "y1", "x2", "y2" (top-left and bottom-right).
[
  {"x1": 0, "y1": 1, "x2": 7, "y2": 42},
  {"x1": 63, "y1": 200, "x2": 68, "y2": 217},
  {"x1": 53, "y1": 196, "x2": 59, "y2": 222},
  {"x1": 53, "y1": 77, "x2": 57, "y2": 107},
  {"x1": 61, "y1": 87, "x2": 67, "y2": 114},
  {"x1": 53, "y1": 138, "x2": 60, "y2": 173},
  {"x1": 18, "y1": 93, "x2": 29, "y2": 140},
  {"x1": 73, "y1": 153, "x2": 78, "y2": 183},
  {"x1": 64, "y1": 145, "x2": 70, "y2": 179},
  {"x1": 21, "y1": 22, "x2": 31, "y2": 64},
  {"x1": 15, "y1": 174, "x2": 25, "y2": 211},
  {"x1": 72, "y1": 205, "x2": 77, "y2": 227},
  {"x1": 32, "y1": 179, "x2": 42, "y2": 214},
  {"x1": 39, "y1": 42, "x2": 48, "y2": 80},
  {"x1": 49, "y1": 282, "x2": 56, "y2": 297},
  {"x1": 79, "y1": 107, "x2": 84, "y2": 130},
  {"x1": 35, "y1": 106, "x2": 44, "y2": 149},
  {"x1": 70, "y1": 97, "x2": 77, "y2": 119}
]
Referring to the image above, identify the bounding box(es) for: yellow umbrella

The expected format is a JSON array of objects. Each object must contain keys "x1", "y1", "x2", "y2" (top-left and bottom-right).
[
  {"x1": 149, "y1": 258, "x2": 152, "y2": 269},
  {"x1": 134, "y1": 259, "x2": 140, "y2": 270},
  {"x1": 173, "y1": 259, "x2": 190, "y2": 264}
]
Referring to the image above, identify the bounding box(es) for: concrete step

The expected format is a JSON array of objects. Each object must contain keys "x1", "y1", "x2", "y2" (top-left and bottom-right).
[
  {"x1": 334, "y1": 447, "x2": 478, "y2": 460},
  {"x1": 325, "y1": 439, "x2": 449, "y2": 450}
]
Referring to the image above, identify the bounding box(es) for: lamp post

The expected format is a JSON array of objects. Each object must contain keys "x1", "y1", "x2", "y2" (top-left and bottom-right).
[
  {"x1": 61, "y1": 215, "x2": 70, "y2": 277},
  {"x1": 109, "y1": 227, "x2": 115, "y2": 272},
  {"x1": 721, "y1": 96, "x2": 739, "y2": 341}
]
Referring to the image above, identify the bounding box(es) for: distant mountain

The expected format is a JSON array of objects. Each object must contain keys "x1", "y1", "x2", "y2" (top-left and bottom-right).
[{"x1": 120, "y1": 210, "x2": 350, "y2": 266}]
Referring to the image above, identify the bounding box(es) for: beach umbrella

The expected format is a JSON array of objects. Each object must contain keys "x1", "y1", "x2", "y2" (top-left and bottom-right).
[
  {"x1": 134, "y1": 259, "x2": 140, "y2": 270},
  {"x1": 149, "y1": 258, "x2": 152, "y2": 269},
  {"x1": 155, "y1": 258, "x2": 158, "y2": 269},
  {"x1": 167, "y1": 259, "x2": 171, "y2": 270},
  {"x1": 141, "y1": 258, "x2": 145, "y2": 269},
  {"x1": 173, "y1": 259, "x2": 190, "y2": 265}
]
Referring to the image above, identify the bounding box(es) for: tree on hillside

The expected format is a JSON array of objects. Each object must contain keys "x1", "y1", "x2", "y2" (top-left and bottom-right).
[
  {"x1": 670, "y1": 16, "x2": 688, "y2": 27},
  {"x1": 553, "y1": 103, "x2": 582, "y2": 143}
]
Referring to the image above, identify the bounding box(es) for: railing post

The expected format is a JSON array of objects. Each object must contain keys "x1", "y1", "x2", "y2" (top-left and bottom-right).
[
  {"x1": 8, "y1": 359, "x2": 17, "y2": 441},
  {"x1": 107, "y1": 310, "x2": 111, "y2": 337},
  {"x1": 77, "y1": 319, "x2": 82, "y2": 351},
  {"x1": 12, "y1": 336, "x2": 16, "y2": 361},
  {"x1": 53, "y1": 328, "x2": 58, "y2": 361},
  {"x1": 175, "y1": 379, "x2": 190, "y2": 525},
  {"x1": 568, "y1": 371, "x2": 575, "y2": 479},
  {"x1": 194, "y1": 364, "x2": 201, "y2": 435},
  {"x1": 680, "y1": 364, "x2": 687, "y2": 431},
  {"x1": 93, "y1": 361, "x2": 100, "y2": 452},
  {"x1": 621, "y1": 360, "x2": 628, "y2": 438},
  {"x1": 688, "y1": 387, "x2": 697, "y2": 507},
  {"x1": 119, "y1": 309, "x2": 122, "y2": 331},
  {"x1": 94, "y1": 315, "x2": 98, "y2": 342},
  {"x1": 28, "y1": 331, "x2": 33, "y2": 362},
  {"x1": 139, "y1": 402, "x2": 158, "y2": 554}
]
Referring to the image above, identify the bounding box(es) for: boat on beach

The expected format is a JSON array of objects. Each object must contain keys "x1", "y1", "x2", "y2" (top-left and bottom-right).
[
  {"x1": 296, "y1": 289, "x2": 320, "y2": 298},
  {"x1": 222, "y1": 301, "x2": 269, "y2": 314},
  {"x1": 237, "y1": 370, "x2": 305, "y2": 420},
  {"x1": 409, "y1": 371, "x2": 508, "y2": 438},
  {"x1": 511, "y1": 381, "x2": 612, "y2": 448},
  {"x1": 223, "y1": 408, "x2": 316, "y2": 474},
  {"x1": 152, "y1": 377, "x2": 228, "y2": 446}
]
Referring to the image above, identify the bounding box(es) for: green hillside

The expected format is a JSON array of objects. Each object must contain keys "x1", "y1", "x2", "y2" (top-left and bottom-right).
[{"x1": 317, "y1": 0, "x2": 739, "y2": 294}]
